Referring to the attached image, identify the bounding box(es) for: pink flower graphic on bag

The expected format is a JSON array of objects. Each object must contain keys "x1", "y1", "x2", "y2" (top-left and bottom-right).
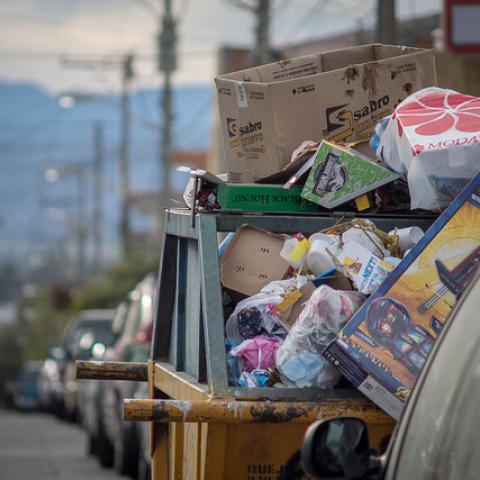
[{"x1": 395, "y1": 90, "x2": 480, "y2": 137}]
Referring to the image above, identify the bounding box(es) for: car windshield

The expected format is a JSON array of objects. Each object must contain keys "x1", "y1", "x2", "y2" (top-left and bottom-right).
[
  {"x1": 73, "y1": 319, "x2": 115, "y2": 348},
  {"x1": 387, "y1": 276, "x2": 480, "y2": 480},
  {"x1": 17, "y1": 364, "x2": 42, "y2": 382}
]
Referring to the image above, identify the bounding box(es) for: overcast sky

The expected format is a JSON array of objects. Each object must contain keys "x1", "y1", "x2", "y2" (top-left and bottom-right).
[{"x1": 0, "y1": 0, "x2": 441, "y2": 93}]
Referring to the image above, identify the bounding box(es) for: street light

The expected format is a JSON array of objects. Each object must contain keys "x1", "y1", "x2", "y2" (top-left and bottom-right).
[
  {"x1": 42, "y1": 164, "x2": 89, "y2": 283},
  {"x1": 57, "y1": 91, "x2": 131, "y2": 258},
  {"x1": 57, "y1": 92, "x2": 101, "y2": 109},
  {"x1": 44, "y1": 168, "x2": 60, "y2": 183}
]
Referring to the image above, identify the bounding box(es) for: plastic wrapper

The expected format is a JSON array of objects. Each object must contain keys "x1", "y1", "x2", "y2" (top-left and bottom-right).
[
  {"x1": 341, "y1": 221, "x2": 389, "y2": 258},
  {"x1": 372, "y1": 87, "x2": 480, "y2": 211},
  {"x1": 225, "y1": 277, "x2": 308, "y2": 343},
  {"x1": 238, "y1": 370, "x2": 273, "y2": 388},
  {"x1": 323, "y1": 218, "x2": 399, "y2": 258},
  {"x1": 226, "y1": 340, "x2": 242, "y2": 386},
  {"x1": 231, "y1": 336, "x2": 281, "y2": 372},
  {"x1": 276, "y1": 285, "x2": 365, "y2": 388}
]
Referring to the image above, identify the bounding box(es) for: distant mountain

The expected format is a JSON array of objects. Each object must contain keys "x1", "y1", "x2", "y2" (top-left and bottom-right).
[{"x1": 0, "y1": 81, "x2": 213, "y2": 268}]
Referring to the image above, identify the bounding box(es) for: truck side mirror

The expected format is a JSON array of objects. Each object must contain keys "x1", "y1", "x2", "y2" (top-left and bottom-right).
[{"x1": 301, "y1": 417, "x2": 372, "y2": 479}]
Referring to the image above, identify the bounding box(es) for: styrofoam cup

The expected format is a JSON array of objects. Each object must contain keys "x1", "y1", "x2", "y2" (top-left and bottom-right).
[{"x1": 389, "y1": 226, "x2": 424, "y2": 252}]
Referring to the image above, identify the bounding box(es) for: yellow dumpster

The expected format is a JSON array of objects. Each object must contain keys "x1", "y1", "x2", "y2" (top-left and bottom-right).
[{"x1": 78, "y1": 209, "x2": 435, "y2": 479}]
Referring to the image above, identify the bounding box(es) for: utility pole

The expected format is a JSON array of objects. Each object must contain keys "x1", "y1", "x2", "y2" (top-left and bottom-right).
[
  {"x1": 76, "y1": 167, "x2": 88, "y2": 282},
  {"x1": 253, "y1": 0, "x2": 271, "y2": 65},
  {"x1": 377, "y1": 0, "x2": 396, "y2": 45},
  {"x1": 92, "y1": 122, "x2": 103, "y2": 271},
  {"x1": 41, "y1": 163, "x2": 89, "y2": 283},
  {"x1": 158, "y1": 0, "x2": 177, "y2": 227},
  {"x1": 120, "y1": 54, "x2": 134, "y2": 256},
  {"x1": 226, "y1": 1, "x2": 271, "y2": 66},
  {"x1": 60, "y1": 53, "x2": 135, "y2": 258}
]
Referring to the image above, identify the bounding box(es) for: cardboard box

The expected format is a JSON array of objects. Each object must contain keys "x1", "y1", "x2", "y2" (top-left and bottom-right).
[
  {"x1": 217, "y1": 183, "x2": 322, "y2": 213},
  {"x1": 301, "y1": 141, "x2": 399, "y2": 209},
  {"x1": 220, "y1": 225, "x2": 290, "y2": 298},
  {"x1": 323, "y1": 173, "x2": 480, "y2": 419},
  {"x1": 216, "y1": 44, "x2": 436, "y2": 182}
]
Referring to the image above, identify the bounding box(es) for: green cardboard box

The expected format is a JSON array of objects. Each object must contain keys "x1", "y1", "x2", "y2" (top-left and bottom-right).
[
  {"x1": 217, "y1": 183, "x2": 321, "y2": 213},
  {"x1": 301, "y1": 141, "x2": 399, "y2": 209}
]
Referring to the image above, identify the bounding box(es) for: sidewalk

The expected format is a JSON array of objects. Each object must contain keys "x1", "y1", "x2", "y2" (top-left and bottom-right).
[{"x1": 0, "y1": 410, "x2": 122, "y2": 480}]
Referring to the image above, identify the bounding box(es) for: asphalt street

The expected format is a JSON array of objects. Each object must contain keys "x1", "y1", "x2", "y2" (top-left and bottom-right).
[{"x1": 0, "y1": 410, "x2": 124, "y2": 480}]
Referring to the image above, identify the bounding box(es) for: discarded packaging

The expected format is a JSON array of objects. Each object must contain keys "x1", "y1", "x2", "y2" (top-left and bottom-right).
[
  {"x1": 220, "y1": 225, "x2": 290, "y2": 298},
  {"x1": 324, "y1": 173, "x2": 480, "y2": 419},
  {"x1": 388, "y1": 226, "x2": 424, "y2": 253},
  {"x1": 280, "y1": 235, "x2": 309, "y2": 270},
  {"x1": 341, "y1": 221, "x2": 390, "y2": 258},
  {"x1": 217, "y1": 183, "x2": 321, "y2": 213},
  {"x1": 276, "y1": 285, "x2": 365, "y2": 388},
  {"x1": 372, "y1": 87, "x2": 480, "y2": 211},
  {"x1": 216, "y1": 44, "x2": 436, "y2": 182},
  {"x1": 179, "y1": 167, "x2": 227, "y2": 209},
  {"x1": 306, "y1": 233, "x2": 339, "y2": 276},
  {"x1": 333, "y1": 241, "x2": 395, "y2": 295},
  {"x1": 301, "y1": 141, "x2": 399, "y2": 209}
]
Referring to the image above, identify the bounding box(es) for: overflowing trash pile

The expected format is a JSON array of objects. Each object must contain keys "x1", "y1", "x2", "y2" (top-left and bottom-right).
[
  {"x1": 220, "y1": 219, "x2": 423, "y2": 391},
  {"x1": 179, "y1": 44, "x2": 480, "y2": 419}
]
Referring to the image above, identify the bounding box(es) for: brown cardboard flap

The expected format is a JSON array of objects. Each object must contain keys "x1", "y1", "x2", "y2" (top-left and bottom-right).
[
  {"x1": 217, "y1": 44, "x2": 427, "y2": 85},
  {"x1": 284, "y1": 282, "x2": 317, "y2": 329},
  {"x1": 321, "y1": 44, "x2": 375, "y2": 71},
  {"x1": 220, "y1": 225, "x2": 290, "y2": 298}
]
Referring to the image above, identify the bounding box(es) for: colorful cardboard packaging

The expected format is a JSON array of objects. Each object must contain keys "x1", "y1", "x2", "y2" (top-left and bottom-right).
[
  {"x1": 324, "y1": 173, "x2": 480, "y2": 419},
  {"x1": 301, "y1": 141, "x2": 399, "y2": 209},
  {"x1": 217, "y1": 183, "x2": 321, "y2": 213}
]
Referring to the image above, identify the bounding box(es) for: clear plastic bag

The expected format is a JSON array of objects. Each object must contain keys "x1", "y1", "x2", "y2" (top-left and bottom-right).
[
  {"x1": 225, "y1": 277, "x2": 308, "y2": 343},
  {"x1": 276, "y1": 285, "x2": 365, "y2": 388}
]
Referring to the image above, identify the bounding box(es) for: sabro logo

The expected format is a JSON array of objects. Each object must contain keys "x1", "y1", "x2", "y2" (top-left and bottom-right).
[
  {"x1": 326, "y1": 95, "x2": 390, "y2": 141},
  {"x1": 226, "y1": 117, "x2": 262, "y2": 138}
]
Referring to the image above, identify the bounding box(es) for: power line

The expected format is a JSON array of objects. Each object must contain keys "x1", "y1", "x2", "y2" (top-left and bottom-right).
[
  {"x1": 179, "y1": 0, "x2": 193, "y2": 19},
  {"x1": 279, "y1": 0, "x2": 333, "y2": 43},
  {"x1": 0, "y1": 106, "x2": 65, "y2": 152},
  {"x1": 0, "y1": 9, "x2": 153, "y2": 33},
  {"x1": 129, "y1": 0, "x2": 161, "y2": 16},
  {"x1": 0, "y1": 48, "x2": 213, "y2": 62},
  {"x1": 0, "y1": 96, "x2": 53, "y2": 123}
]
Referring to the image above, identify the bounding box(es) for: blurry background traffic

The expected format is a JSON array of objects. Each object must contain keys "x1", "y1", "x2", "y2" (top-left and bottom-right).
[{"x1": 1, "y1": 0, "x2": 480, "y2": 479}]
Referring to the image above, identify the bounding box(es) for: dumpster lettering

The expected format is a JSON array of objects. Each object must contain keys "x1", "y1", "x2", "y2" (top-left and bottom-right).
[{"x1": 246, "y1": 463, "x2": 275, "y2": 480}]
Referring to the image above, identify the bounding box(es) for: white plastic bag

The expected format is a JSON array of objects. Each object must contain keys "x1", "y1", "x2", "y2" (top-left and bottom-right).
[
  {"x1": 276, "y1": 285, "x2": 365, "y2": 388},
  {"x1": 373, "y1": 87, "x2": 480, "y2": 211}
]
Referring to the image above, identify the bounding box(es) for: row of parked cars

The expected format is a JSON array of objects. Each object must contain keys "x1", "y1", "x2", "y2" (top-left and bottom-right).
[{"x1": 8, "y1": 273, "x2": 157, "y2": 480}]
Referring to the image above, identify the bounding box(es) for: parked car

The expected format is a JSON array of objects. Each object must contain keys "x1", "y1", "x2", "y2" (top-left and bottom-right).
[
  {"x1": 134, "y1": 381, "x2": 151, "y2": 480},
  {"x1": 37, "y1": 342, "x2": 65, "y2": 414},
  {"x1": 81, "y1": 301, "x2": 130, "y2": 461},
  {"x1": 301, "y1": 272, "x2": 480, "y2": 480},
  {"x1": 61, "y1": 309, "x2": 115, "y2": 422},
  {"x1": 13, "y1": 361, "x2": 43, "y2": 410},
  {"x1": 99, "y1": 274, "x2": 156, "y2": 478}
]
